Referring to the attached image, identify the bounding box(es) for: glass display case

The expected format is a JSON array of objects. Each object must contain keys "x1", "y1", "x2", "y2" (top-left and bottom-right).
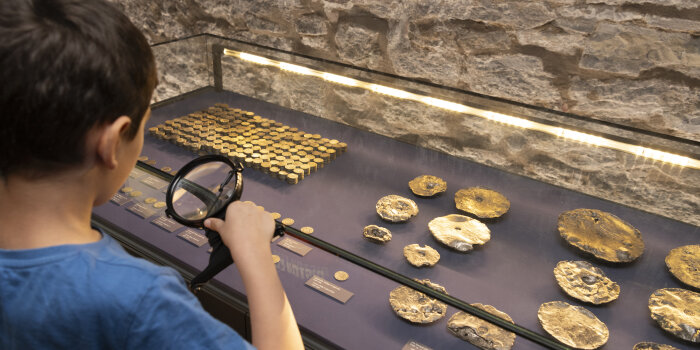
[{"x1": 92, "y1": 35, "x2": 699, "y2": 350}]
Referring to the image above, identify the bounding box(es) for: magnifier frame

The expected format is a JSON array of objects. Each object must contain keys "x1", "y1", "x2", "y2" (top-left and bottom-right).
[{"x1": 165, "y1": 154, "x2": 243, "y2": 228}]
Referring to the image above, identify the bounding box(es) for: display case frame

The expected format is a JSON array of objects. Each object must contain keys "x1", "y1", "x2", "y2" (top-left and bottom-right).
[{"x1": 93, "y1": 35, "x2": 699, "y2": 350}]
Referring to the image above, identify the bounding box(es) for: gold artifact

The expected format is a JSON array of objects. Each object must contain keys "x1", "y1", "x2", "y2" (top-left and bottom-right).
[
  {"x1": 389, "y1": 280, "x2": 447, "y2": 324},
  {"x1": 362, "y1": 225, "x2": 392, "y2": 243},
  {"x1": 408, "y1": 175, "x2": 447, "y2": 197},
  {"x1": 272, "y1": 255, "x2": 280, "y2": 264},
  {"x1": 148, "y1": 104, "x2": 348, "y2": 184},
  {"x1": 633, "y1": 342, "x2": 680, "y2": 350},
  {"x1": 403, "y1": 244, "x2": 440, "y2": 267},
  {"x1": 144, "y1": 197, "x2": 157, "y2": 204},
  {"x1": 270, "y1": 212, "x2": 282, "y2": 220},
  {"x1": 455, "y1": 187, "x2": 510, "y2": 219},
  {"x1": 553, "y1": 261, "x2": 620, "y2": 304},
  {"x1": 120, "y1": 187, "x2": 133, "y2": 193},
  {"x1": 648, "y1": 288, "x2": 700, "y2": 343},
  {"x1": 537, "y1": 301, "x2": 609, "y2": 349},
  {"x1": 160, "y1": 166, "x2": 172, "y2": 173},
  {"x1": 153, "y1": 202, "x2": 166, "y2": 209},
  {"x1": 128, "y1": 191, "x2": 143, "y2": 197},
  {"x1": 281, "y1": 218, "x2": 295, "y2": 226},
  {"x1": 300, "y1": 226, "x2": 314, "y2": 234},
  {"x1": 375, "y1": 195, "x2": 419, "y2": 222},
  {"x1": 665, "y1": 245, "x2": 700, "y2": 289},
  {"x1": 558, "y1": 208, "x2": 644, "y2": 263},
  {"x1": 334, "y1": 271, "x2": 349, "y2": 281},
  {"x1": 429, "y1": 214, "x2": 490, "y2": 252},
  {"x1": 447, "y1": 303, "x2": 516, "y2": 350}
]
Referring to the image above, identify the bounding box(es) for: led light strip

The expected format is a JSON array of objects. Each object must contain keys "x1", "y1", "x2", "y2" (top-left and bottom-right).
[{"x1": 225, "y1": 49, "x2": 699, "y2": 169}]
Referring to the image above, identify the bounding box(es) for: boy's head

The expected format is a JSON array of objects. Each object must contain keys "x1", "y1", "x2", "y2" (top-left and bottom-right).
[{"x1": 0, "y1": 0, "x2": 157, "y2": 179}]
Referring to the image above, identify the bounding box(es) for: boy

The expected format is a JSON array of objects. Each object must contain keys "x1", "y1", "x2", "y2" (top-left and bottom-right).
[{"x1": 0, "y1": 0, "x2": 303, "y2": 349}]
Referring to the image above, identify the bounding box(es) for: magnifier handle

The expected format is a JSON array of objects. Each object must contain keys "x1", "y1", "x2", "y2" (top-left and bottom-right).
[
  {"x1": 189, "y1": 229, "x2": 233, "y2": 294},
  {"x1": 273, "y1": 221, "x2": 286, "y2": 238}
]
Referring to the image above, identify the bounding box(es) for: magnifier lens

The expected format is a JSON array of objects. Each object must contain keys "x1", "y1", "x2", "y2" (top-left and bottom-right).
[{"x1": 171, "y1": 161, "x2": 236, "y2": 222}]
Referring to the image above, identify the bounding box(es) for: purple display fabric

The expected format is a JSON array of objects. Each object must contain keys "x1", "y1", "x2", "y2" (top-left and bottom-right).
[{"x1": 94, "y1": 89, "x2": 698, "y2": 349}]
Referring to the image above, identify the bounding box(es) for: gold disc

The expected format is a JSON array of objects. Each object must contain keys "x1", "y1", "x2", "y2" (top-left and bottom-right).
[
  {"x1": 375, "y1": 195, "x2": 419, "y2": 222},
  {"x1": 300, "y1": 226, "x2": 314, "y2": 234},
  {"x1": 128, "y1": 191, "x2": 143, "y2": 197},
  {"x1": 334, "y1": 271, "x2": 349, "y2": 281},
  {"x1": 558, "y1": 208, "x2": 644, "y2": 263},
  {"x1": 648, "y1": 288, "x2": 700, "y2": 343},
  {"x1": 408, "y1": 175, "x2": 447, "y2": 197},
  {"x1": 281, "y1": 218, "x2": 295, "y2": 226},
  {"x1": 270, "y1": 212, "x2": 282, "y2": 220},
  {"x1": 272, "y1": 255, "x2": 280, "y2": 264},
  {"x1": 538, "y1": 301, "x2": 609, "y2": 349},
  {"x1": 144, "y1": 197, "x2": 157, "y2": 204},
  {"x1": 120, "y1": 187, "x2": 133, "y2": 193},
  {"x1": 153, "y1": 202, "x2": 166, "y2": 209},
  {"x1": 665, "y1": 245, "x2": 700, "y2": 289},
  {"x1": 454, "y1": 187, "x2": 510, "y2": 219},
  {"x1": 160, "y1": 166, "x2": 172, "y2": 173}
]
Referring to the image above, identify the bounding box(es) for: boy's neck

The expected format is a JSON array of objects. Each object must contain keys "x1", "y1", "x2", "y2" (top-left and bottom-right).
[{"x1": 0, "y1": 169, "x2": 102, "y2": 250}]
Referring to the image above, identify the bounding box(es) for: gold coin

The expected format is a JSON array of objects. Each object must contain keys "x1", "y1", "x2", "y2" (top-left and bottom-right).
[
  {"x1": 153, "y1": 202, "x2": 166, "y2": 208},
  {"x1": 300, "y1": 226, "x2": 314, "y2": 234},
  {"x1": 144, "y1": 197, "x2": 157, "y2": 204},
  {"x1": 334, "y1": 271, "x2": 349, "y2": 281},
  {"x1": 272, "y1": 255, "x2": 280, "y2": 264},
  {"x1": 281, "y1": 218, "x2": 295, "y2": 226},
  {"x1": 270, "y1": 212, "x2": 282, "y2": 220},
  {"x1": 121, "y1": 187, "x2": 133, "y2": 193},
  {"x1": 128, "y1": 191, "x2": 143, "y2": 197},
  {"x1": 409, "y1": 175, "x2": 447, "y2": 197}
]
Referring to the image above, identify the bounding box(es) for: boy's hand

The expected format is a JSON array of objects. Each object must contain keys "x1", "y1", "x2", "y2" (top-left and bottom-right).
[{"x1": 203, "y1": 201, "x2": 275, "y2": 265}]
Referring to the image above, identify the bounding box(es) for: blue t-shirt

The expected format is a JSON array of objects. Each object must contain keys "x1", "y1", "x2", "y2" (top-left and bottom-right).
[{"x1": 0, "y1": 232, "x2": 255, "y2": 350}]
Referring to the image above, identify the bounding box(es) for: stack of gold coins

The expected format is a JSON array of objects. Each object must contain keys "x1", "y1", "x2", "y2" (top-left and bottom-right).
[{"x1": 149, "y1": 104, "x2": 348, "y2": 184}]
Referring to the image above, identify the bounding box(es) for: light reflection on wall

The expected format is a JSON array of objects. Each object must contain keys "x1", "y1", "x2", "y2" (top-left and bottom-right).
[{"x1": 224, "y1": 49, "x2": 699, "y2": 170}]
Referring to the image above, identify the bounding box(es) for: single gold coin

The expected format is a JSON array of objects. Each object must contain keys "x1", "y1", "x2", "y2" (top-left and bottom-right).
[
  {"x1": 160, "y1": 166, "x2": 172, "y2": 173},
  {"x1": 121, "y1": 187, "x2": 133, "y2": 193},
  {"x1": 300, "y1": 226, "x2": 314, "y2": 234},
  {"x1": 334, "y1": 271, "x2": 349, "y2": 281},
  {"x1": 270, "y1": 212, "x2": 282, "y2": 220},
  {"x1": 272, "y1": 255, "x2": 280, "y2": 264},
  {"x1": 128, "y1": 190, "x2": 143, "y2": 197},
  {"x1": 281, "y1": 218, "x2": 295, "y2": 226},
  {"x1": 144, "y1": 197, "x2": 157, "y2": 204},
  {"x1": 153, "y1": 201, "x2": 167, "y2": 208}
]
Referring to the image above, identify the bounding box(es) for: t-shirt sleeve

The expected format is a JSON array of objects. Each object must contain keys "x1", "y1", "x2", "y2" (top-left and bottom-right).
[{"x1": 124, "y1": 269, "x2": 255, "y2": 350}]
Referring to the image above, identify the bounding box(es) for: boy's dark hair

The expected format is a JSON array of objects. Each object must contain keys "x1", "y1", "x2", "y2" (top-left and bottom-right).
[{"x1": 0, "y1": 0, "x2": 157, "y2": 178}]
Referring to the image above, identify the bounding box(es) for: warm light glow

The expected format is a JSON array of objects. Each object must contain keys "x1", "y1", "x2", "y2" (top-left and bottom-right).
[
  {"x1": 322, "y1": 73, "x2": 358, "y2": 86},
  {"x1": 279, "y1": 62, "x2": 313, "y2": 75},
  {"x1": 422, "y1": 97, "x2": 469, "y2": 113},
  {"x1": 223, "y1": 48, "x2": 700, "y2": 169},
  {"x1": 370, "y1": 84, "x2": 412, "y2": 99},
  {"x1": 238, "y1": 52, "x2": 273, "y2": 65}
]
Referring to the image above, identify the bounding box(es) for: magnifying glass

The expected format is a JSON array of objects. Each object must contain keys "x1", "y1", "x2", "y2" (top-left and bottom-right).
[{"x1": 165, "y1": 154, "x2": 285, "y2": 293}]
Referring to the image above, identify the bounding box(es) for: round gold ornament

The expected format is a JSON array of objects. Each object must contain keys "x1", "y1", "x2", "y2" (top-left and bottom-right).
[
  {"x1": 537, "y1": 301, "x2": 609, "y2": 349},
  {"x1": 558, "y1": 208, "x2": 644, "y2": 263},
  {"x1": 455, "y1": 187, "x2": 510, "y2": 219},
  {"x1": 375, "y1": 195, "x2": 418, "y2": 222},
  {"x1": 665, "y1": 245, "x2": 700, "y2": 289},
  {"x1": 408, "y1": 175, "x2": 447, "y2": 197}
]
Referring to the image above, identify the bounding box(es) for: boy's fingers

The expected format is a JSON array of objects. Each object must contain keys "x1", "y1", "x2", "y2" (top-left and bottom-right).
[{"x1": 204, "y1": 217, "x2": 224, "y2": 232}]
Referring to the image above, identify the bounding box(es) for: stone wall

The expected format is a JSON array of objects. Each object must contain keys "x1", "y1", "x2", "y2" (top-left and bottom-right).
[
  {"x1": 113, "y1": 0, "x2": 699, "y2": 143},
  {"x1": 111, "y1": 0, "x2": 700, "y2": 226}
]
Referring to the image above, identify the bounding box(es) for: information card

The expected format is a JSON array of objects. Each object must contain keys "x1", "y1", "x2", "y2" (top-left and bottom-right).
[
  {"x1": 304, "y1": 275, "x2": 353, "y2": 304},
  {"x1": 177, "y1": 229, "x2": 208, "y2": 247},
  {"x1": 277, "y1": 237, "x2": 312, "y2": 256},
  {"x1": 127, "y1": 202, "x2": 156, "y2": 219},
  {"x1": 151, "y1": 216, "x2": 183, "y2": 233}
]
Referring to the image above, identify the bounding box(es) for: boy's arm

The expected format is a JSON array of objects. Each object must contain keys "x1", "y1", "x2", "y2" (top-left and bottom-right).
[{"x1": 204, "y1": 201, "x2": 304, "y2": 350}]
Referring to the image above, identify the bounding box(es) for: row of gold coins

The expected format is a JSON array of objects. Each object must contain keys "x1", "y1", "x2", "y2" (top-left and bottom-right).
[{"x1": 149, "y1": 103, "x2": 347, "y2": 184}]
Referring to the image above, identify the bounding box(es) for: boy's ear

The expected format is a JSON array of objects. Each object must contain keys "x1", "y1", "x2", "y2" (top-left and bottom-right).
[{"x1": 96, "y1": 116, "x2": 132, "y2": 169}]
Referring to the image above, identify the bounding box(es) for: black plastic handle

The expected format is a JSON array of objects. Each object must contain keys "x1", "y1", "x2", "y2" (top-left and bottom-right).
[{"x1": 189, "y1": 221, "x2": 285, "y2": 293}]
